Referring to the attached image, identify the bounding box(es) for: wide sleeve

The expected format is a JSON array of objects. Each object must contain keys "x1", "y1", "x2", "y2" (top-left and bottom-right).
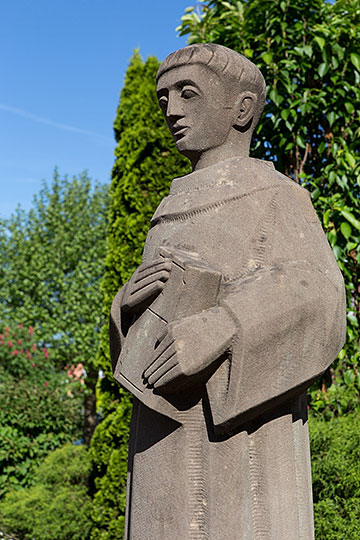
[{"x1": 206, "y1": 188, "x2": 347, "y2": 436}]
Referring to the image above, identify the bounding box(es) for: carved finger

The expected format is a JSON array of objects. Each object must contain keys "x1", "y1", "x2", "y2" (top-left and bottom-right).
[
  {"x1": 135, "y1": 261, "x2": 171, "y2": 282},
  {"x1": 143, "y1": 339, "x2": 175, "y2": 381},
  {"x1": 123, "y1": 282, "x2": 164, "y2": 311},
  {"x1": 146, "y1": 351, "x2": 178, "y2": 386},
  {"x1": 153, "y1": 363, "x2": 182, "y2": 389},
  {"x1": 131, "y1": 270, "x2": 170, "y2": 294}
]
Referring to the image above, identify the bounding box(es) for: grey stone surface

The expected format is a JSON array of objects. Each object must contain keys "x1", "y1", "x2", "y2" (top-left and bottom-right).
[{"x1": 110, "y1": 44, "x2": 346, "y2": 539}]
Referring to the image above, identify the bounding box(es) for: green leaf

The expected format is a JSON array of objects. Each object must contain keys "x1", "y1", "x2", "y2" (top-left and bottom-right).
[
  {"x1": 341, "y1": 210, "x2": 360, "y2": 231},
  {"x1": 344, "y1": 369, "x2": 355, "y2": 385},
  {"x1": 314, "y1": 36, "x2": 325, "y2": 50},
  {"x1": 263, "y1": 52, "x2": 273, "y2": 65},
  {"x1": 281, "y1": 109, "x2": 290, "y2": 121},
  {"x1": 327, "y1": 111, "x2": 336, "y2": 126},
  {"x1": 311, "y1": 188, "x2": 320, "y2": 200},
  {"x1": 318, "y1": 141, "x2": 326, "y2": 154},
  {"x1": 345, "y1": 152, "x2": 356, "y2": 169},
  {"x1": 333, "y1": 245, "x2": 342, "y2": 260},
  {"x1": 304, "y1": 45, "x2": 313, "y2": 58},
  {"x1": 340, "y1": 222, "x2": 352, "y2": 239},
  {"x1": 323, "y1": 209, "x2": 331, "y2": 228},
  {"x1": 350, "y1": 52, "x2": 360, "y2": 72},
  {"x1": 269, "y1": 88, "x2": 283, "y2": 106},
  {"x1": 345, "y1": 102, "x2": 355, "y2": 114},
  {"x1": 327, "y1": 228, "x2": 337, "y2": 247},
  {"x1": 347, "y1": 312, "x2": 358, "y2": 326},
  {"x1": 318, "y1": 62, "x2": 329, "y2": 77},
  {"x1": 296, "y1": 134, "x2": 306, "y2": 149}
]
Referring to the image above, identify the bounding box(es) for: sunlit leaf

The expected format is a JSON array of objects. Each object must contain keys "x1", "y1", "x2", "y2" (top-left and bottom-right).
[
  {"x1": 314, "y1": 36, "x2": 325, "y2": 50},
  {"x1": 263, "y1": 52, "x2": 273, "y2": 64},
  {"x1": 340, "y1": 222, "x2": 352, "y2": 239},
  {"x1": 342, "y1": 210, "x2": 360, "y2": 231},
  {"x1": 350, "y1": 52, "x2": 360, "y2": 72},
  {"x1": 344, "y1": 369, "x2": 355, "y2": 384},
  {"x1": 318, "y1": 62, "x2": 329, "y2": 77},
  {"x1": 327, "y1": 111, "x2": 336, "y2": 126},
  {"x1": 345, "y1": 152, "x2": 356, "y2": 169},
  {"x1": 345, "y1": 102, "x2": 355, "y2": 114}
]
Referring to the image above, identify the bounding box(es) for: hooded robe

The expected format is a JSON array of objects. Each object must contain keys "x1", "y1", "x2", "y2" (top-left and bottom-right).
[{"x1": 110, "y1": 156, "x2": 346, "y2": 540}]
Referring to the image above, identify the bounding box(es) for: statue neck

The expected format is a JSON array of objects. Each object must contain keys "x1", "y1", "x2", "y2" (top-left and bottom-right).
[{"x1": 189, "y1": 133, "x2": 252, "y2": 172}]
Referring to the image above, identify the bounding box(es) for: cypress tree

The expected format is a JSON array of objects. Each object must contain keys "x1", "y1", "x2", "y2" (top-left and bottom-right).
[{"x1": 90, "y1": 52, "x2": 190, "y2": 539}]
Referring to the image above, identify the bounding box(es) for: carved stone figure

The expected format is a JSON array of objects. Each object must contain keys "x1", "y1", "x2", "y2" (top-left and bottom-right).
[{"x1": 110, "y1": 44, "x2": 346, "y2": 540}]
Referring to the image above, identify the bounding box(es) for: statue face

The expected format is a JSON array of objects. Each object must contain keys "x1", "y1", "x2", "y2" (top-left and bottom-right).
[{"x1": 156, "y1": 64, "x2": 234, "y2": 159}]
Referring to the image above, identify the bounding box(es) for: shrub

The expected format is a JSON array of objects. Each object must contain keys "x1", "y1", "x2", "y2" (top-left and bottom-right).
[
  {"x1": 0, "y1": 324, "x2": 82, "y2": 496},
  {"x1": 0, "y1": 444, "x2": 92, "y2": 540},
  {"x1": 310, "y1": 412, "x2": 360, "y2": 539}
]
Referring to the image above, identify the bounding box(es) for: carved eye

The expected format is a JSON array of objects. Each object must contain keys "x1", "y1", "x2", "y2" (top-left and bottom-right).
[
  {"x1": 181, "y1": 88, "x2": 198, "y2": 99},
  {"x1": 158, "y1": 96, "x2": 168, "y2": 111}
]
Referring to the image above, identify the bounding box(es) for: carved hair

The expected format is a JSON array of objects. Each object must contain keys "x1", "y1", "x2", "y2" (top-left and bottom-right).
[{"x1": 157, "y1": 43, "x2": 266, "y2": 131}]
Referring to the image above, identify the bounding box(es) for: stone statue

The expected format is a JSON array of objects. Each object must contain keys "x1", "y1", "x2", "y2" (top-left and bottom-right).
[{"x1": 109, "y1": 43, "x2": 346, "y2": 540}]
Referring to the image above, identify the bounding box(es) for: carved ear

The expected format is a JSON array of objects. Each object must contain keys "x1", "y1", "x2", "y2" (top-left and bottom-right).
[{"x1": 233, "y1": 92, "x2": 257, "y2": 132}]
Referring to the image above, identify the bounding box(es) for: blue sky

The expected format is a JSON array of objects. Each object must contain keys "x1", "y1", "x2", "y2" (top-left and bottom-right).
[{"x1": 0, "y1": 1, "x2": 196, "y2": 218}]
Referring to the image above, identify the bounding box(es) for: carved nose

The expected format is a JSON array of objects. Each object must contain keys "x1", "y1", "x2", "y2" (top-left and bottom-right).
[{"x1": 166, "y1": 94, "x2": 183, "y2": 120}]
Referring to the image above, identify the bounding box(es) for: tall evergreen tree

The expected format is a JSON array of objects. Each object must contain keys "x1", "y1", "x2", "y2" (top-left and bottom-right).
[{"x1": 90, "y1": 52, "x2": 190, "y2": 539}]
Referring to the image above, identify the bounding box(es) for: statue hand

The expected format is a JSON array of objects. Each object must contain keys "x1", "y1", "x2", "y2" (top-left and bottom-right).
[
  {"x1": 122, "y1": 258, "x2": 172, "y2": 314},
  {"x1": 142, "y1": 308, "x2": 235, "y2": 392}
]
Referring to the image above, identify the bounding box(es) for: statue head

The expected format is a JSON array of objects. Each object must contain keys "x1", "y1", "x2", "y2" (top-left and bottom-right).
[{"x1": 156, "y1": 43, "x2": 266, "y2": 170}]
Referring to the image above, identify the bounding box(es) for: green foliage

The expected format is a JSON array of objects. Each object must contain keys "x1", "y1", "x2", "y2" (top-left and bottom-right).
[
  {"x1": 178, "y1": 0, "x2": 360, "y2": 411},
  {"x1": 0, "y1": 171, "x2": 109, "y2": 443},
  {"x1": 89, "y1": 398, "x2": 132, "y2": 540},
  {"x1": 0, "y1": 324, "x2": 82, "y2": 497},
  {"x1": 91, "y1": 51, "x2": 190, "y2": 538},
  {"x1": 0, "y1": 444, "x2": 92, "y2": 540},
  {"x1": 310, "y1": 412, "x2": 360, "y2": 539}
]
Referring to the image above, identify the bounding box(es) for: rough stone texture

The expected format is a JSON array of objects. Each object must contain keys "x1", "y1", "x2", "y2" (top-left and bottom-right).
[{"x1": 109, "y1": 44, "x2": 346, "y2": 539}]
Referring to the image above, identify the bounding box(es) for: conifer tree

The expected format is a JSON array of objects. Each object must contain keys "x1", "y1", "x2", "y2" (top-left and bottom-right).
[{"x1": 90, "y1": 52, "x2": 190, "y2": 539}]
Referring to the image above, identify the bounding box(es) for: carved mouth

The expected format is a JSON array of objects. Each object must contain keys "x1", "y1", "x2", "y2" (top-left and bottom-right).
[{"x1": 172, "y1": 126, "x2": 188, "y2": 140}]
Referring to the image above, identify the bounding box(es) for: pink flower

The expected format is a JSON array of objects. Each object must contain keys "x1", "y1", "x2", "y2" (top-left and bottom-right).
[
  {"x1": 11, "y1": 349, "x2": 19, "y2": 357},
  {"x1": 0, "y1": 334, "x2": 3, "y2": 339},
  {"x1": 20, "y1": 349, "x2": 24, "y2": 354},
  {"x1": 5, "y1": 326, "x2": 9, "y2": 337},
  {"x1": 44, "y1": 350, "x2": 49, "y2": 359},
  {"x1": 29, "y1": 326, "x2": 34, "y2": 336},
  {"x1": 32, "y1": 363, "x2": 36, "y2": 368},
  {"x1": 17, "y1": 339, "x2": 22, "y2": 345},
  {"x1": 44, "y1": 381, "x2": 49, "y2": 387},
  {"x1": 26, "y1": 351, "x2": 32, "y2": 359},
  {"x1": 0, "y1": 340, "x2": 4, "y2": 346},
  {"x1": 8, "y1": 341, "x2": 13, "y2": 348},
  {"x1": 32, "y1": 344, "x2": 37, "y2": 351},
  {"x1": 18, "y1": 323, "x2": 23, "y2": 329}
]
